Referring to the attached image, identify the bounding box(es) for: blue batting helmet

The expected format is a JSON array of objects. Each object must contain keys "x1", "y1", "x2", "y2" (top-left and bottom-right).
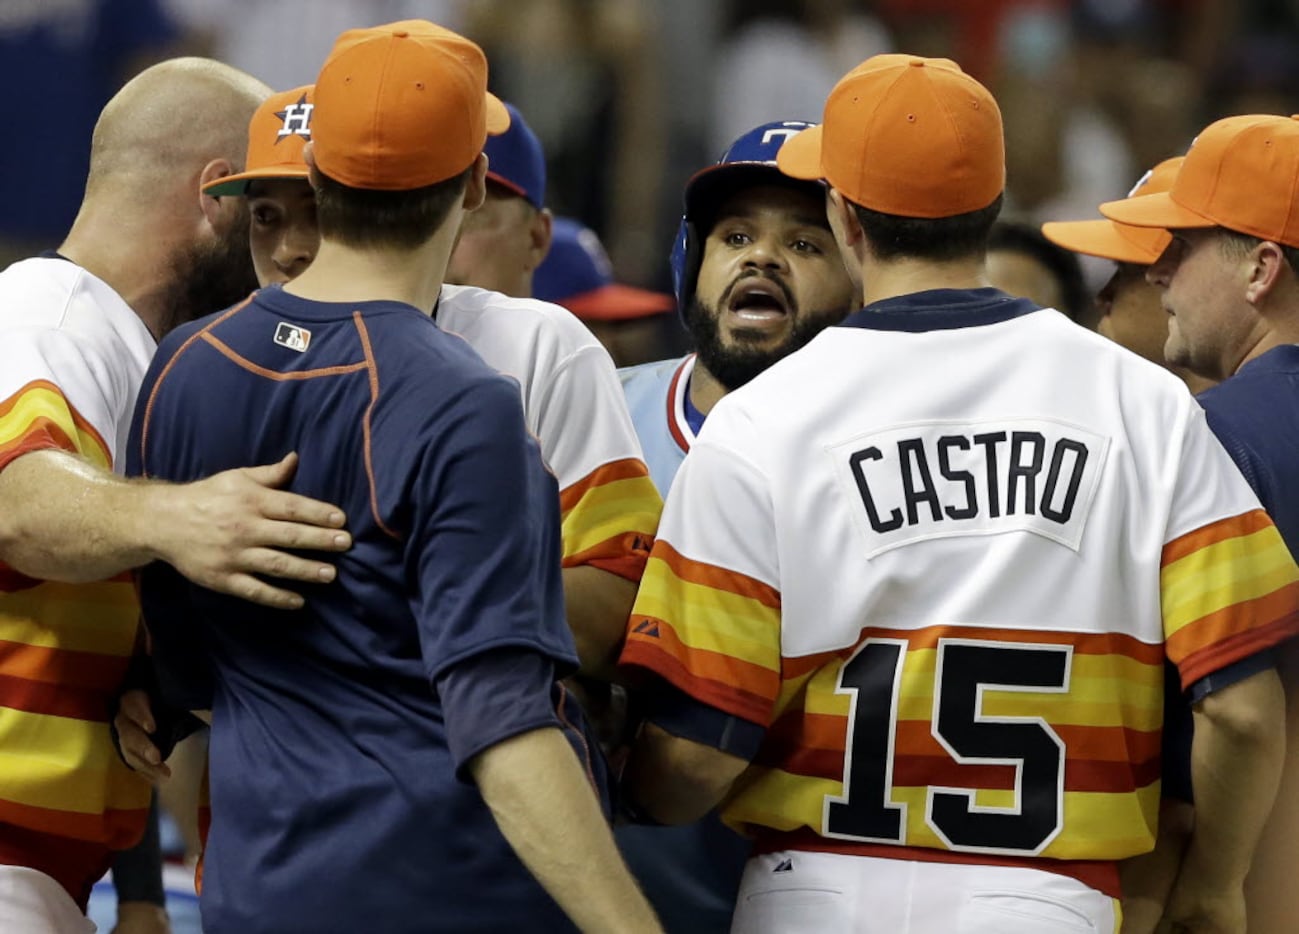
[{"x1": 670, "y1": 120, "x2": 821, "y2": 316}]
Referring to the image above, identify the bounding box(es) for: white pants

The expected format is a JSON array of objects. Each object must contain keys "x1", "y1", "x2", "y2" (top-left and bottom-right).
[
  {"x1": 0, "y1": 865, "x2": 96, "y2": 934},
  {"x1": 731, "y1": 851, "x2": 1119, "y2": 934}
]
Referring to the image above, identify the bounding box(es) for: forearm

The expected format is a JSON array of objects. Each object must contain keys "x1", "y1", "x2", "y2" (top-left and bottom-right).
[
  {"x1": 156, "y1": 730, "x2": 209, "y2": 862},
  {"x1": 1180, "y1": 669, "x2": 1286, "y2": 887},
  {"x1": 1118, "y1": 798, "x2": 1193, "y2": 934},
  {"x1": 562, "y1": 565, "x2": 637, "y2": 680},
  {"x1": 3, "y1": 449, "x2": 350, "y2": 609},
  {"x1": 471, "y1": 726, "x2": 660, "y2": 933},
  {"x1": 1244, "y1": 642, "x2": 1299, "y2": 933},
  {"x1": 624, "y1": 721, "x2": 748, "y2": 825},
  {"x1": 0, "y1": 450, "x2": 160, "y2": 581},
  {"x1": 112, "y1": 792, "x2": 165, "y2": 907}
]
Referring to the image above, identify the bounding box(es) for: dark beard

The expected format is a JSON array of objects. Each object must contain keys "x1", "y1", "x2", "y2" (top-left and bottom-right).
[
  {"x1": 159, "y1": 213, "x2": 258, "y2": 338},
  {"x1": 684, "y1": 277, "x2": 846, "y2": 392}
]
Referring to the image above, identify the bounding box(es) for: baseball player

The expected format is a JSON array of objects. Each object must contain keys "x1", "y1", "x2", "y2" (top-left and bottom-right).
[
  {"x1": 1040, "y1": 156, "x2": 1202, "y2": 932},
  {"x1": 117, "y1": 65, "x2": 664, "y2": 918},
  {"x1": 116, "y1": 85, "x2": 658, "y2": 760},
  {"x1": 204, "y1": 85, "x2": 319, "y2": 287},
  {"x1": 1042, "y1": 157, "x2": 1213, "y2": 394},
  {"x1": 126, "y1": 21, "x2": 660, "y2": 933},
  {"x1": 215, "y1": 88, "x2": 655, "y2": 677},
  {"x1": 613, "y1": 122, "x2": 857, "y2": 933},
  {"x1": 435, "y1": 103, "x2": 661, "y2": 679},
  {"x1": 1100, "y1": 114, "x2": 1299, "y2": 934},
  {"x1": 618, "y1": 55, "x2": 1299, "y2": 933},
  {"x1": 445, "y1": 100, "x2": 553, "y2": 297},
  {"x1": 0, "y1": 59, "x2": 352, "y2": 934},
  {"x1": 618, "y1": 120, "x2": 857, "y2": 496}
]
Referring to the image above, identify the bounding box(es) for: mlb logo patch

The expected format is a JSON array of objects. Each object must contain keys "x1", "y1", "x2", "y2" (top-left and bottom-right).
[{"x1": 273, "y1": 322, "x2": 311, "y2": 352}]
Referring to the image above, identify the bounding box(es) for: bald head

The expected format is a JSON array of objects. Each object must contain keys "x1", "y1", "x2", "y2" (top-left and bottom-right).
[{"x1": 86, "y1": 58, "x2": 270, "y2": 200}]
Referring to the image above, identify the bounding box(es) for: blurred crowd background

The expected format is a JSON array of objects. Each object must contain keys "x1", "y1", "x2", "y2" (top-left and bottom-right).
[{"x1": 4, "y1": 0, "x2": 1298, "y2": 295}]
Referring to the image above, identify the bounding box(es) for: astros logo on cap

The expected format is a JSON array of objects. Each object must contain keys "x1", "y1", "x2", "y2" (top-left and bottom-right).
[
  {"x1": 202, "y1": 85, "x2": 316, "y2": 197},
  {"x1": 276, "y1": 94, "x2": 313, "y2": 142}
]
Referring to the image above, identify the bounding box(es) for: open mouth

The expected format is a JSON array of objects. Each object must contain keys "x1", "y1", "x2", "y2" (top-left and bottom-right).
[{"x1": 727, "y1": 278, "x2": 790, "y2": 324}]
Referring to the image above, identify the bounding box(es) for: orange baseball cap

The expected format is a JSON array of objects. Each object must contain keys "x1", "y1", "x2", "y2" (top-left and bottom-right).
[
  {"x1": 777, "y1": 54, "x2": 1004, "y2": 218},
  {"x1": 203, "y1": 86, "x2": 315, "y2": 197},
  {"x1": 1100, "y1": 115, "x2": 1299, "y2": 247},
  {"x1": 1041, "y1": 157, "x2": 1183, "y2": 264},
  {"x1": 312, "y1": 20, "x2": 510, "y2": 191}
]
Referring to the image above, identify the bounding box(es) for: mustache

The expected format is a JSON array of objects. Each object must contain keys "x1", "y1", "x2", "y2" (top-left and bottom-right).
[{"x1": 719, "y1": 270, "x2": 797, "y2": 312}]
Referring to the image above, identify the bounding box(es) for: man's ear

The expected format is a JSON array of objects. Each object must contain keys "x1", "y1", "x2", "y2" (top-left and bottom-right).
[
  {"x1": 302, "y1": 141, "x2": 325, "y2": 190},
  {"x1": 1245, "y1": 240, "x2": 1289, "y2": 307},
  {"x1": 827, "y1": 187, "x2": 863, "y2": 250},
  {"x1": 526, "y1": 207, "x2": 554, "y2": 271},
  {"x1": 463, "y1": 153, "x2": 488, "y2": 212},
  {"x1": 198, "y1": 158, "x2": 236, "y2": 227}
]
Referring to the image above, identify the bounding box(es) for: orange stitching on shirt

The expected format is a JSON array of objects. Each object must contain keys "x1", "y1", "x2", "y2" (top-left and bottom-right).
[
  {"x1": 351, "y1": 312, "x2": 400, "y2": 541},
  {"x1": 138, "y1": 298, "x2": 251, "y2": 473},
  {"x1": 199, "y1": 333, "x2": 367, "y2": 380}
]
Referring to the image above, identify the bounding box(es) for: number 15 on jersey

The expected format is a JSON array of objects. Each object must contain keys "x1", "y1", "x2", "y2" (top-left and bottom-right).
[{"x1": 823, "y1": 637, "x2": 1073, "y2": 857}]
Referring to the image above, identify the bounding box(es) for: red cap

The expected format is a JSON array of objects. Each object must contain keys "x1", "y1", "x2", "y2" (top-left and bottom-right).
[
  {"x1": 312, "y1": 20, "x2": 509, "y2": 191},
  {"x1": 533, "y1": 217, "x2": 675, "y2": 321},
  {"x1": 777, "y1": 54, "x2": 1004, "y2": 218},
  {"x1": 1041, "y1": 157, "x2": 1183, "y2": 264}
]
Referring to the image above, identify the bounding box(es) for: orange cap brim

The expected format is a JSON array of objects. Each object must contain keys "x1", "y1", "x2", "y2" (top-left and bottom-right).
[
  {"x1": 775, "y1": 124, "x2": 825, "y2": 181},
  {"x1": 1098, "y1": 190, "x2": 1214, "y2": 231},
  {"x1": 203, "y1": 165, "x2": 312, "y2": 197},
  {"x1": 485, "y1": 93, "x2": 509, "y2": 135},
  {"x1": 1041, "y1": 218, "x2": 1171, "y2": 265}
]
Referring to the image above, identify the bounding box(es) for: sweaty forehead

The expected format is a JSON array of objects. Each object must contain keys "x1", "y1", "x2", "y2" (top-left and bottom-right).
[{"x1": 712, "y1": 183, "x2": 830, "y2": 230}]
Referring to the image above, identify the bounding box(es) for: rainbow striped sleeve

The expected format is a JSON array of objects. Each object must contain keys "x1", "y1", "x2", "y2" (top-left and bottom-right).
[
  {"x1": 622, "y1": 541, "x2": 782, "y2": 724},
  {"x1": 0, "y1": 580, "x2": 151, "y2": 846},
  {"x1": 533, "y1": 344, "x2": 663, "y2": 582},
  {"x1": 620, "y1": 437, "x2": 782, "y2": 724},
  {"x1": 1161, "y1": 509, "x2": 1299, "y2": 687},
  {"x1": 0, "y1": 379, "x2": 112, "y2": 474},
  {"x1": 559, "y1": 458, "x2": 661, "y2": 582},
  {"x1": 0, "y1": 374, "x2": 149, "y2": 845},
  {"x1": 0, "y1": 377, "x2": 150, "y2": 849}
]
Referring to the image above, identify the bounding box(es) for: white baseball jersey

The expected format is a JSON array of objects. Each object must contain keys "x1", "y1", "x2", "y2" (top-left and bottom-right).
[
  {"x1": 618, "y1": 354, "x2": 696, "y2": 497},
  {"x1": 621, "y1": 290, "x2": 1299, "y2": 897},
  {"x1": 0, "y1": 257, "x2": 156, "y2": 473},
  {"x1": 436, "y1": 285, "x2": 660, "y2": 576},
  {"x1": 0, "y1": 256, "x2": 155, "y2": 864}
]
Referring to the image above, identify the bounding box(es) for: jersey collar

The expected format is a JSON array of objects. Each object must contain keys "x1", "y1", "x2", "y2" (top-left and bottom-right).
[
  {"x1": 666, "y1": 354, "x2": 697, "y2": 455},
  {"x1": 838, "y1": 288, "x2": 1041, "y2": 333}
]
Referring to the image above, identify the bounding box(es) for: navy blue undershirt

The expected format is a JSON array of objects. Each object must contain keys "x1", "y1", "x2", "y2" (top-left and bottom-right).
[
  {"x1": 129, "y1": 285, "x2": 586, "y2": 932},
  {"x1": 682, "y1": 378, "x2": 707, "y2": 437},
  {"x1": 838, "y1": 286, "x2": 1039, "y2": 332}
]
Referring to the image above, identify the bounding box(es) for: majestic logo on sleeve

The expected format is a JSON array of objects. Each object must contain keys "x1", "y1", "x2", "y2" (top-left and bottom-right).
[
  {"x1": 273, "y1": 322, "x2": 312, "y2": 352},
  {"x1": 831, "y1": 418, "x2": 1109, "y2": 556},
  {"x1": 276, "y1": 94, "x2": 313, "y2": 142}
]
